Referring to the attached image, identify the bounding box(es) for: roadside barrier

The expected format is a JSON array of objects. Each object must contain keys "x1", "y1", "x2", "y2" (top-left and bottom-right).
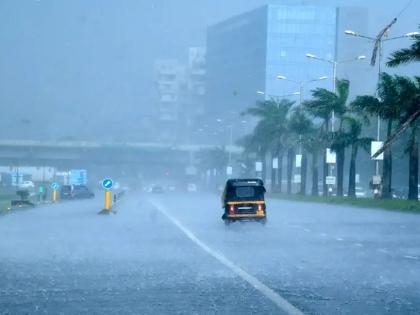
[{"x1": 98, "y1": 190, "x2": 126, "y2": 215}]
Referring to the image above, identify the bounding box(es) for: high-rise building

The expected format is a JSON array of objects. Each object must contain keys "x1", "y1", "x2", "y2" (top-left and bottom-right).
[
  {"x1": 153, "y1": 48, "x2": 207, "y2": 143},
  {"x1": 206, "y1": 4, "x2": 367, "y2": 125},
  {"x1": 182, "y1": 48, "x2": 207, "y2": 142},
  {"x1": 153, "y1": 60, "x2": 185, "y2": 141}
]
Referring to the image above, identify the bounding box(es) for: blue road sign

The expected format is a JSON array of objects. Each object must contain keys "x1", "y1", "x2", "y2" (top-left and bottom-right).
[
  {"x1": 69, "y1": 169, "x2": 87, "y2": 185},
  {"x1": 101, "y1": 178, "x2": 113, "y2": 190},
  {"x1": 50, "y1": 182, "x2": 60, "y2": 190}
]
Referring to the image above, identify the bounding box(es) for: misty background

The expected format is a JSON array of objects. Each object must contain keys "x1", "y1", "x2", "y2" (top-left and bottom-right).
[{"x1": 0, "y1": 0, "x2": 419, "y2": 141}]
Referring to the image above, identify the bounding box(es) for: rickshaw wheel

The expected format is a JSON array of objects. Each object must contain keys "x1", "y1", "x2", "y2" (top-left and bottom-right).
[
  {"x1": 224, "y1": 219, "x2": 232, "y2": 226},
  {"x1": 260, "y1": 217, "x2": 267, "y2": 225}
]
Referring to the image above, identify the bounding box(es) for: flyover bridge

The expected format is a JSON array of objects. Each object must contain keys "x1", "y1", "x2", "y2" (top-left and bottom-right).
[{"x1": 0, "y1": 140, "x2": 242, "y2": 169}]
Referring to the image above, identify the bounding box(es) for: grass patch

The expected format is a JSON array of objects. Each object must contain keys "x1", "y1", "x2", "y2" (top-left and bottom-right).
[
  {"x1": 0, "y1": 197, "x2": 12, "y2": 213},
  {"x1": 269, "y1": 193, "x2": 420, "y2": 213}
]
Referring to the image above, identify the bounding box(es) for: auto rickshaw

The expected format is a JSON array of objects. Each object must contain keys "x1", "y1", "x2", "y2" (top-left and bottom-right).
[{"x1": 221, "y1": 178, "x2": 267, "y2": 225}]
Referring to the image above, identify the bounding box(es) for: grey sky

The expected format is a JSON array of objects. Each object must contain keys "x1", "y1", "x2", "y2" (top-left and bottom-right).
[{"x1": 0, "y1": 0, "x2": 419, "y2": 140}]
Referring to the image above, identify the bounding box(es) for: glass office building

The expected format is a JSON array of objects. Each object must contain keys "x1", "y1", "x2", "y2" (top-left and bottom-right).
[{"x1": 206, "y1": 5, "x2": 337, "y2": 118}]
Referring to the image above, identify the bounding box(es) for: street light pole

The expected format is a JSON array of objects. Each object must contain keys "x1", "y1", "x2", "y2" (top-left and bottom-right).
[
  {"x1": 299, "y1": 82, "x2": 303, "y2": 106},
  {"x1": 277, "y1": 75, "x2": 328, "y2": 195},
  {"x1": 256, "y1": 91, "x2": 300, "y2": 100},
  {"x1": 228, "y1": 125, "x2": 233, "y2": 165},
  {"x1": 305, "y1": 53, "x2": 366, "y2": 132},
  {"x1": 276, "y1": 75, "x2": 327, "y2": 105},
  {"x1": 332, "y1": 61, "x2": 337, "y2": 132},
  {"x1": 344, "y1": 29, "x2": 419, "y2": 179}
]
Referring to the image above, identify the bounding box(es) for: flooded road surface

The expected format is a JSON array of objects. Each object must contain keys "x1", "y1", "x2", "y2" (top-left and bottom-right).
[{"x1": 1, "y1": 192, "x2": 420, "y2": 314}]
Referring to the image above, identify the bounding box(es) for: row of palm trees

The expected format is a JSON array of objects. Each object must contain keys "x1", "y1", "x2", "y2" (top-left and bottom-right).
[
  {"x1": 241, "y1": 72, "x2": 419, "y2": 199},
  {"x1": 239, "y1": 27, "x2": 420, "y2": 199}
]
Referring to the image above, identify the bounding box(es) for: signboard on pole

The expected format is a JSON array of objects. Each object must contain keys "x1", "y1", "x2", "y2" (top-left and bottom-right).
[
  {"x1": 293, "y1": 174, "x2": 301, "y2": 184},
  {"x1": 69, "y1": 169, "x2": 87, "y2": 185},
  {"x1": 101, "y1": 178, "x2": 113, "y2": 190},
  {"x1": 371, "y1": 141, "x2": 384, "y2": 160},
  {"x1": 326, "y1": 176, "x2": 336, "y2": 185},
  {"x1": 295, "y1": 154, "x2": 302, "y2": 168},
  {"x1": 185, "y1": 166, "x2": 197, "y2": 175},
  {"x1": 272, "y1": 158, "x2": 278, "y2": 169},
  {"x1": 356, "y1": 174, "x2": 360, "y2": 184},
  {"x1": 326, "y1": 149, "x2": 336, "y2": 164},
  {"x1": 372, "y1": 175, "x2": 381, "y2": 185},
  {"x1": 255, "y1": 162, "x2": 263, "y2": 172},
  {"x1": 50, "y1": 182, "x2": 60, "y2": 190},
  {"x1": 226, "y1": 166, "x2": 233, "y2": 175}
]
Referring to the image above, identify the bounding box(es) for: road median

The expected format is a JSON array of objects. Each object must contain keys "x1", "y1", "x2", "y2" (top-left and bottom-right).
[{"x1": 269, "y1": 193, "x2": 420, "y2": 213}]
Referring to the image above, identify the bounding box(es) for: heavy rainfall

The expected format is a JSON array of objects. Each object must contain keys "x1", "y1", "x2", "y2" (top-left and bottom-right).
[{"x1": 0, "y1": 0, "x2": 420, "y2": 314}]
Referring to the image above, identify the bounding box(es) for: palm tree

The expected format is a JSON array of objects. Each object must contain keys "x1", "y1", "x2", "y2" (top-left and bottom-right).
[
  {"x1": 387, "y1": 33, "x2": 420, "y2": 200},
  {"x1": 197, "y1": 147, "x2": 229, "y2": 189},
  {"x1": 387, "y1": 26, "x2": 420, "y2": 67},
  {"x1": 288, "y1": 106, "x2": 313, "y2": 195},
  {"x1": 242, "y1": 98, "x2": 293, "y2": 189},
  {"x1": 338, "y1": 117, "x2": 372, "y2": 198},
  {"x1": 330, "y1": 122, "x2": 347, "y2": 197},
  {"x1": 351, "y1": 73, "x2": 413, "y2": 199},
  {"x1": 303, "y1": 126, "x2": 325, "y2": 196},
  {"x1": 304, "y1": 79, "x2": 349, "y2": 196},
  {"x1": 400, "y1": 76, "x2": 420, "y2": 200}
]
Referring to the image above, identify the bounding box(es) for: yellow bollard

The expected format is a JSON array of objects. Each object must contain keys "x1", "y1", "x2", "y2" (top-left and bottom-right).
[
  {"x1": 104, "y1": 189, "x2": 111, "y2": 210},
  {"x1": 51, "y1": 190, "x2": 57, "y2": 202}
]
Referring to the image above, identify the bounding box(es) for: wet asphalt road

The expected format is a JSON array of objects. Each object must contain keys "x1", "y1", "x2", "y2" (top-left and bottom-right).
[{"x1": 1, "y1": 192, "x2": 420, "y2": 314}]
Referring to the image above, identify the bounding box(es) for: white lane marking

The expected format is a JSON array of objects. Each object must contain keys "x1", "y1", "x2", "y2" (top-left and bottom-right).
[
  {"x1": 303, "y1": 228, "x2": 311, "y2": 233},
  {"x1": 150, "y1": 199, "x2": 305, "y2": 315},
  {"x1": 335, "y1": 237, "x2": 344, "y2": 242},
  {"x1": 403, "y1": 255, "x2": 419, "y2": 260},
  {"x1": 320, "y1": 233, "x2": 328, "y2": 237},
  {"x1": 354, "y1": 243, "x2": 364, "y2": 247},
  {"x1": 377, "y1": 248, "x2": 389, "y2": 254}
]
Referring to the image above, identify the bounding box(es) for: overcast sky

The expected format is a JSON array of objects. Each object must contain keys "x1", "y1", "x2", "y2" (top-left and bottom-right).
[{"x1": 0, "y1": 0, "x2": 419, "y2": 140}]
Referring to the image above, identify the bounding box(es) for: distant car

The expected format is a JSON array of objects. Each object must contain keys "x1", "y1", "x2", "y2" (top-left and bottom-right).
[
  {"x1": 355, "y1": 186, "x2": 367, "y2": 198},
  {"x1": 60, "y1": 185, "x2": 73, "y2": 199},
  {"x1": 392, "y1": 187, "x2": 408, "y2": 199},
  {"x1": 151, "y1": 185, "x2": 164, "y2": 193},
  {"x1": 17, "y1": 180, "x2": 35, "y2": 189},
  {"x1": 71, "y1": 185, "x2": 95, "y2": 199},
  {"x1": 187, "y1": 183, "x2": 197, "y2": 192},
  {"x1": 167, "y1": 184, "x2": 176, "y2": 192}
]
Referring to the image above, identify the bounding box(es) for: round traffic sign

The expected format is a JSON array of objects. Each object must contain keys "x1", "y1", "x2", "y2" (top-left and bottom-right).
[
  {"x1": 101, "y1": 178, "x2": 113, "y2": 190},
  {"x1": 50, "y1": 182, "x2": 60, "y2": 190}
]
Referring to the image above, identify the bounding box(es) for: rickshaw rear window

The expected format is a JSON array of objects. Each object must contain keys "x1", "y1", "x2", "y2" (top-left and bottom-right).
[{"x1": 236, "y1": 186, "x2": 255, "y2": 198}]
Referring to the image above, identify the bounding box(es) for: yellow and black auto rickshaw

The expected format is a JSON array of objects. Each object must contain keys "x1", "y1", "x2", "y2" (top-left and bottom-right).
[{"x1": 221, "y1": 178, "x2": 267, "y2": 225}]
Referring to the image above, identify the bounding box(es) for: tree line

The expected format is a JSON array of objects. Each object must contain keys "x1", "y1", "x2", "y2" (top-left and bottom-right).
[{"x1": 240, "y1": 28, "x2": 420, "y2": 200}]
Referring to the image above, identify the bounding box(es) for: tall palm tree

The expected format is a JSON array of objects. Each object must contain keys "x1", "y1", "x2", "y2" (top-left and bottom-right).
[
  {"x1": 304, "y1": 79, "x2": 349, "y2": 196},
  {"x1": 351, "y1": 73, "x2": 411, "y2": 199},
  {"x1": 330, "y1": 121, "x2": 347, "y2": 197},
  {"x1": 387, "y1": 32, "x2": 420, "y2": 200},
  {"x1": 338, "y1": 117, "x2": 372, "y2": 198},
  {"x1": 242, "y1": 98, "x2": 293, "y2": 189},
  {"x1": 303, "y1": 126, "x2": 325, "y2": 196},
  {"x1": 387, "y1": 26, "x2": 420, "y2": 67},
  {"x1": 288, "y1": 106, "x2": 313, "y2": 195},
  {"x1": 400, "y1": 76, "x2": 420, "y2": 200}
]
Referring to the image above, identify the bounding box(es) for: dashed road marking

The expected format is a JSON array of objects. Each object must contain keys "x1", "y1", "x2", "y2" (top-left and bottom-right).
[
  {"x1": 403, "y1": 255, "x2": 419, "y2": 260},
  {"x1": 354, "y1": 243, "x2": 364, "y2": 247},
  {"x1": 149, "y1": 199, "x2": 305, "y2": 315},
  {"x1": 335, "y1": 237, "x2": 344, "y2": 241}
]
